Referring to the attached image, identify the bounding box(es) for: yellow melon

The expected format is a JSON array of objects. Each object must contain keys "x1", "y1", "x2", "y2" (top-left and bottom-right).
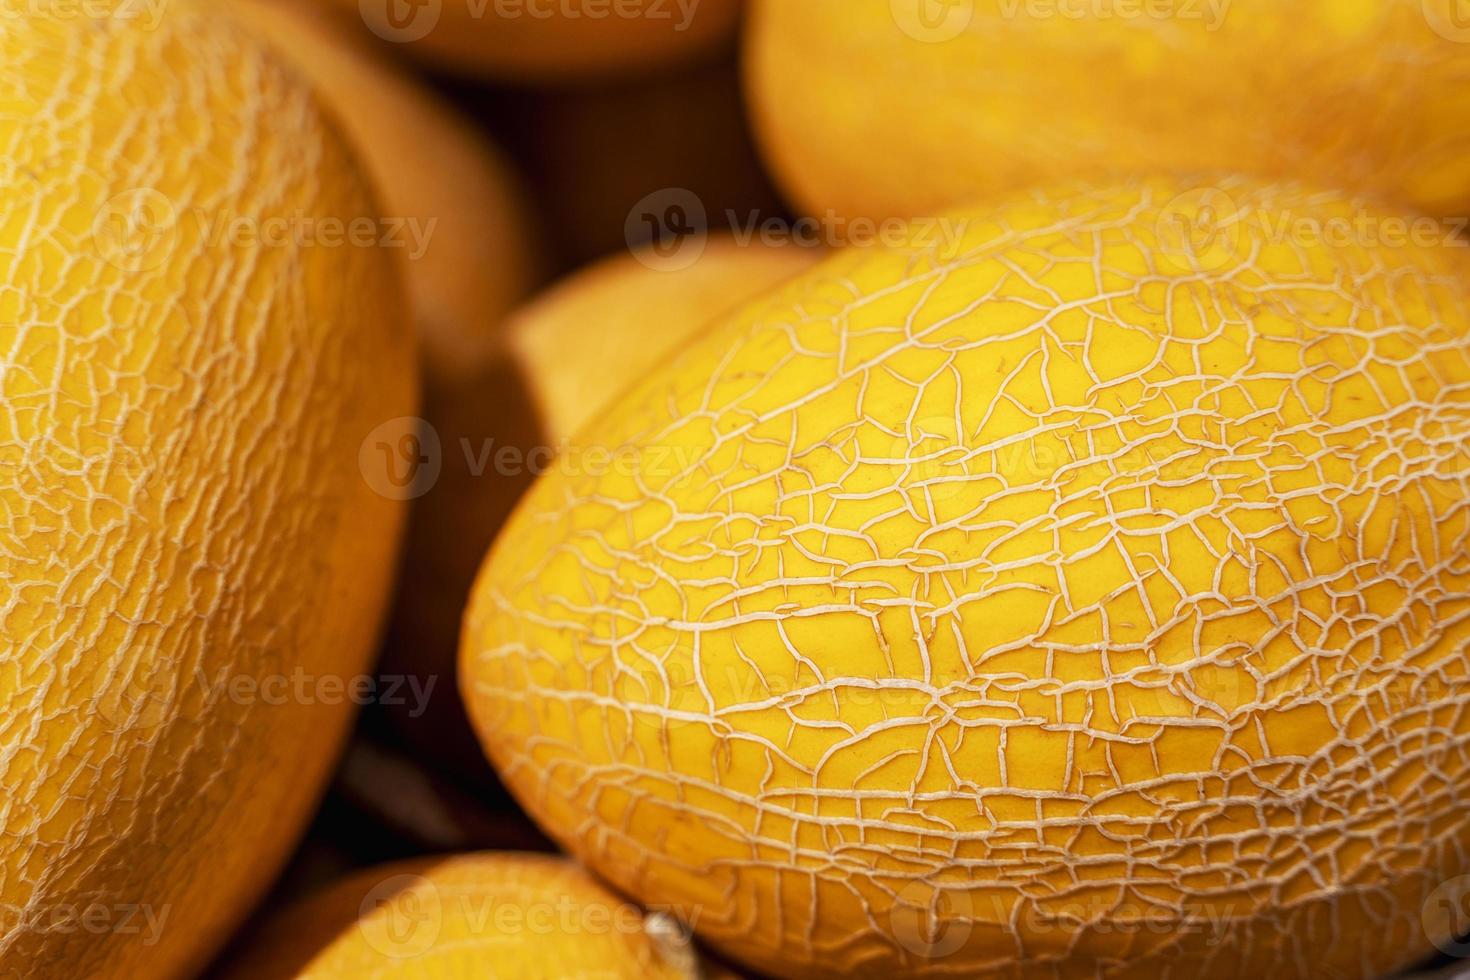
[
  {"x1": 391, "y1": 236, "x2": 818, "y2": 782},
  {"x1": 461, "y1": 176, "x2": 1470, "y2": 979},
  {"x1": 0, "y1": 7, "x2": 415, "y2": 978},
  {"x1": 223, "y1": 0, "x2": 540, "y2": 382},
  {"x1": 746, "y1": 0, "x2": 1470, "y2": 222},
  {"x1": 219, "y1": 853, "x2": 723, "y2": 979},
  {"x1": 507, "y1": 235, "x2": 821, "y2": 445},
  {"x1": 316, "y1": 0, "x2": 742, "y2": 81},
  {"x1": 221, "y1": 0, "x2": 541, "y2": 782}
]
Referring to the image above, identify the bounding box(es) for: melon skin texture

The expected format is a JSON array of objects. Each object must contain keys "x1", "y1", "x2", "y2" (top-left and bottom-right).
[
  {"x1": 462, "y1": 177, "x2": 1470, "y2": 979},
  {"x1": 225, "y1": 0, "x2": 541, "y2": 384},
  {"x1": 746, "y1": 0, "x2": 1470, "y2": 222},
  {"x1": 317, "y1": 0, "x2": 741, "y2": 81},
  {"x1": 389, "y1": 235, "x2": 819, "y2": 785},
  {"x1": 219, "y1": 853, "x2": 714, "y2": 979},
  {"x1": 223, "y1": 0, "x2": 541, "y2": 785},
  {"x1": 0, "y1": 8, "x2": 415, "y2": 979}
]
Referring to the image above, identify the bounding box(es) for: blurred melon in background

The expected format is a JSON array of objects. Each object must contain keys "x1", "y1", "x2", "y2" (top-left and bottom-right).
[
  {"x1": 315, "y1": 0, "x2": 742, "y2": 81},
  {"x1": 746, "y1": 0, "x2": 1470, "y2": 222}
]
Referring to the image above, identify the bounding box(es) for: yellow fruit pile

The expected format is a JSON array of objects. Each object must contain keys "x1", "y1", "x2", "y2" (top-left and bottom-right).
[{"x1": 4, "y1": 2, "x2": 1469, "y2": 979}]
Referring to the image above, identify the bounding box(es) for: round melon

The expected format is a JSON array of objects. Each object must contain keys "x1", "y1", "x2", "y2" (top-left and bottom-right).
[
  {"x1": 317, "y1": 0, "x2": 741, "y2": 81},
  {"x1": 746, "y1": 0, "x2": 1470, "y2": 221},
  {"x1": 0, "y1": 7, "x2": 415, "y2": 978},
  {"x1": 461, "y1": 176, "x2": 1470, "y2": 979},
  {"x1": 219, "y1": 853, "x2": 722, "y2": 979}
]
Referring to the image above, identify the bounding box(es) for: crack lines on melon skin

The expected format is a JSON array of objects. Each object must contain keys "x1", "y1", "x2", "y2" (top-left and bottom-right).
[
  {"x1": 467, "y1": 184, "x2": 1470, "y2": 969},
  {"x1": 0, "y1": 12, "x2": 405, "y2": 977}
]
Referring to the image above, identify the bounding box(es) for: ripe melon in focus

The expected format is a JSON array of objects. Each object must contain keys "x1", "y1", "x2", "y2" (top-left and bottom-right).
[
  {"x1": 0, "y1": 7, "x2": 415, "y2": 979},
  {"x1": 746, "y1": 0, "x2": 1470, "y2": 221},
  {"x1": 220, "y1": 853, "x2": 721, "y2": 979},
  {"x1": 462, "y1": 176, "x2": 1470, "y2": 979},
  {"x1": 387, "y1": 235, "x2": 817, "y2": 784},
  {"x1": 316, "y1": 0, "x2": 741, "y2": 81}
]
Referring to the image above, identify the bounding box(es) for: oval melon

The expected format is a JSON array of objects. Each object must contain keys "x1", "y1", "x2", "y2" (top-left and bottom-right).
[
  {"x1": 461, "y1": 177, "x2": 1470, "y2": 979},
  {"x1": 392, "y1": 235, "x2": 818, "y2": 784},
  {"x1": 220, "y1": 853, "x2": 720, "y2": 979},
  {"x1": 316, "y1": 0, "x2": 741, "y2": 81},
  {"x1": 746, "y1": 0, "x2": 1470, "y2": 221},
  {"x1": 0, "y1": 7, "x2": 415, "y2": 977}
]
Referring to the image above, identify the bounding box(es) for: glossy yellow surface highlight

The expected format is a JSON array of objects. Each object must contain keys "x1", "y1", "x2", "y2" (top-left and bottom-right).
[
  {"x1": 747, "y1": 0, "x2": 1470, "y2": 221},
  {"x1": 0, "y1": 6, "x2": 415, "y2": 977},
  {"x1": 463, "y1": 177, "x2": 1470, "y2": 979}
]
